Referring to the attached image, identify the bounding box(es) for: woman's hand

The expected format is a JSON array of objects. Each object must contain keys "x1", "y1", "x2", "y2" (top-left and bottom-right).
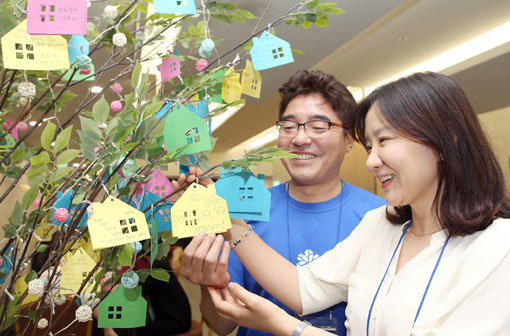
[{"x1": 208, "y1": 282, "x2": 299, "y2": 336}]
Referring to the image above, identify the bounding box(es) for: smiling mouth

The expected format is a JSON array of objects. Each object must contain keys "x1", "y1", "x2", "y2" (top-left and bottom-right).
[
  {"x1": 295, "y1": 154, "x2": 316, "y2": 160},
  {"x1": 379, "y1": 174, "x2": 395, "y2": 183}
]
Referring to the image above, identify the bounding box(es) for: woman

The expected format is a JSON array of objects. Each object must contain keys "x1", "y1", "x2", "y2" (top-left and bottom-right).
[{"x1": 184, "y1": 72, "x2": 510, "y2": 335}]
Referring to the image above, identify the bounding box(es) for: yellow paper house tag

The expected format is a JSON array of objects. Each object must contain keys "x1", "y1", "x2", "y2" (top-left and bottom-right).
[
  {"x1": 1, "y1": 20, "x2": 70, "y2": 70},
  {"x1": 241, "y1": 59, "x2": 262, "y2": 98},
  {"x1": 60, "y1": 248, "x2": 101, "y2": 295},
  {"x1": 34, "y1": 218, "x2": 57, "y2": 242},
  {"x1": 65, "y1": 237, "x2": 100, "y2": 263},
  {"x1": 87, "y1": 197, "x2": 150, "y2": 250},
  {"x1": 221, "y1": 67, "x2": 242, "y2": 103},
  {"x1": 171, "y1": 183, "x2": 231, "y2": 238}
]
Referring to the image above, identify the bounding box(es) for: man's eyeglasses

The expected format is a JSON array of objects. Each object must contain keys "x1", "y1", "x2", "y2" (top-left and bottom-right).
[{"x1": 275, "y1": 120, "x2": 345, "y2": 137}]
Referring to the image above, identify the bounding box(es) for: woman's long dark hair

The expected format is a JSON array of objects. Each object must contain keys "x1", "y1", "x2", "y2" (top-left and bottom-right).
[{"x1": 354, "y1": 72, "x2": 510, "y2": 236}]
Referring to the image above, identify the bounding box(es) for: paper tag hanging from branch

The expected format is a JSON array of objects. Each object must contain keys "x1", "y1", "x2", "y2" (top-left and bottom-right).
[
  {"x1": 241, "y1": 59, "x2": 262, "y2": 98},
  {"x1": 250, "y1": 30, "x2": 294, "y2": 71},
  {"x1": 171, "y1": 183, "x2": 231, "y2": 238},
  {"x1": 222, "y1": 67, "x2": 242, "y2": 103},
  {"x1": 60, "y1": 248, "x2": 101, "y2": 295},
  {"x1": 87, "y1": 197, "x2": 150, "y2": 250},
  {"x1": 26, "y1": 0, "x2": 88, "y2": 35},
  {"x1": 97, "y1": 285, "x2": 147, "y2": 328},
  {"x1": 1, "y1": 20, "x2": 69, "y2": 70}
]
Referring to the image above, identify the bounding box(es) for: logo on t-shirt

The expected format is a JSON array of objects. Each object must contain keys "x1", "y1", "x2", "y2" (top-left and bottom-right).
[{"x1": 297, "y1": 249, "x2": 320, "y2": 266}]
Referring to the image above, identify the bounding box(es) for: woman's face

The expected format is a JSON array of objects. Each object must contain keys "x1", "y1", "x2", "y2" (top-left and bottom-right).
[{"x1": 364, "y1": 105, "x2": 439, "y2": 210}]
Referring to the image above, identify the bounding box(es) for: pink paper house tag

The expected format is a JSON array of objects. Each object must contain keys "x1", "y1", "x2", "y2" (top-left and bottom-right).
[{"x1": 27, "y1": 0, "x2": 88, "y2": 35}]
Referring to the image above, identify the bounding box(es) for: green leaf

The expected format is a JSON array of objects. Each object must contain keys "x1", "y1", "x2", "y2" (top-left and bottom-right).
[
  {"x1": 236, "y1": 9, "x2": 256, "y2": 19},
  {"x1": 118, "y1": 186, "x2": 130, "y2": 195},
  {"x1": 24, "y1": 270, "x2": 38, "y2": 284},
  {"x1": 26, "y1": 165, "x2": 47, "y2": 185},
  {"x1": 53, "y1": 125, "x2": 73, "y2": 154},
  {"x1": 22, "y1": 186, "x2": 39, "y2": 210},
  {"x1": 23, "y1": 310, "x2": 38, "y2": 320},
  {"x1": 29, "y1": 152, "x2": 50, "y2": 167},
  {"x1": 316, "y1": 2, "x2": 336, "y2": 11},
  {"x1": 41, "y1": 121, "x2": 56, "y2": 151},
  {"x1": 151, "y1": 268, "x2": 170, "y2": 282},
  {"x1": 327, "y1": 7, "x2": 345, "y2": 15},
  {"x1": 36, "y1": 244, "x2": 48, "y2": 253},
  {"x1": 305, "y1": 13, "x2": 316, "y2": 23},
  {"x1": 306, "y1": 0, "x2": 320, "y2": 9},
  {"x1": 8, "y1": 201, "x2": 23, "y2": 228},
  {"x1": 48, "y1": 167, "x2": 73, "y2": 183},
  {"x1": 92, "y1": 95, "x2": 109, "y2": 125},
  {"x1": 315, "y1": 19, "x2": 328, "y2": 27},
  {"x1": 12, "y1": 148, "x2": 26, "y2": 164},
  {"x1": 55, "y1": 149, "x2": 80, "y2": 166},
  {"x1": 4, "y1": 165, "x2": 22, "y2": 178},
  {"x1": 80, "y1": 116, "x2": 101, "y2": 137},
  {"x1": 291, "y1": 48, "x2": 304, "y2": 54},
  {"x1": 302, "y1": 21, "x2": 312, "y2": 29},
  {"x1": 118, "y1": 244, "x2": 133, "y2": 266},
  {"x1": 132, "y1": 62, "x2": 142, "y2": 89}
]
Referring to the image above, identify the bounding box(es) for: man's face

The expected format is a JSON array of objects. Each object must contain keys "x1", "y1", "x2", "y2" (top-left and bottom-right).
[{"x1": 277, "y1": 93, "x2": 353, "y2": 186}]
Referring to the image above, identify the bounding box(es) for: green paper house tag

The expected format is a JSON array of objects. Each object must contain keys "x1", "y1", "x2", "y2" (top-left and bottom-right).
[
  {"x1": 97, "y1": 285, "x2": 147, "y2": 328},
  {"x1": 163, "y1": 105, "x2": 211, "y2": 155}
]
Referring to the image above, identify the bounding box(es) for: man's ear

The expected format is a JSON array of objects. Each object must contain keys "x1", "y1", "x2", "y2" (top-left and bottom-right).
[{"x1": 345, "y1": 133, "x2": 354, "y2": 153}]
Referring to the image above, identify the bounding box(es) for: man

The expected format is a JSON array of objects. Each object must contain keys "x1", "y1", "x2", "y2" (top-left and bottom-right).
[{"x1": 178, "y1": 70, "x2": 385, "y2": 336}]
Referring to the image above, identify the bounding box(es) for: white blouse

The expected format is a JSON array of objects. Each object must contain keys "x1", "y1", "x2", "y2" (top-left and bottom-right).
[{"x1": 297, "y1": 206, "x2": 510, "y2": 336}]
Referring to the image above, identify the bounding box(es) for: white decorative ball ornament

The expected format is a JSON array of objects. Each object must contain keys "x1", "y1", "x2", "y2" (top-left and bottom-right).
[
  {"x1": 28, "y1": 279, "x2": 45, "y2": 296},
  {"x1": 112, "y1": 32, "x2": 127, "y2": 47},
  {"x1": 75, "y1": 305, "x2": 93, "y2": 322},
  {"x1": 17, "y1": 81, "x2": 36, "y2": 98},
  {"x1": 37, "y1": 318, "x2": 48, "y2": 329},
  {"x1": 104, "y1": 5, "x2": 119, "y2": 20}
]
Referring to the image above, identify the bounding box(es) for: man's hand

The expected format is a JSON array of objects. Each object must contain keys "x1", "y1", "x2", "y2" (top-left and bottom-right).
[
  {"x1": 171, "y1": 166, "x2": 214, "y2": 199},
  {"x1": 180, "y1": 232, "x2": 231, "y2": 288}
]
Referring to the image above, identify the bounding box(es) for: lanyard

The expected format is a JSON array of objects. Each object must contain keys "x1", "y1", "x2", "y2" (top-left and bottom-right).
[
  {"x1": 366, "y1": 222, "x2": 450, "y2": 336},
  {"x1": 285, "y1": 181, "x2": 344, "y2": 264}
]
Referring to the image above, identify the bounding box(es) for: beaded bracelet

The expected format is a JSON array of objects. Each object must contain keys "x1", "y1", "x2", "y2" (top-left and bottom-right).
[{"x1": 230, "y1": 225, "x2": 252, "y2": 249}]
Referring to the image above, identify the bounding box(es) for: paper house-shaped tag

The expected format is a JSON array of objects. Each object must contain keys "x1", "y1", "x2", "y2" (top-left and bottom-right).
[
  {"x1": 134, "y1": 169, "x2": 173, "y2": 200},
  {"x1": 241, "y1": 59, "x2": 262, "y2": 98},
  {"x1": 133, "y1": 190, "x2": 172, "y2": 233},
  {"x1": 87, "y1": 197, "x2": 150, "y2": 250},
  {"x1": 188, "y1": 99, "x2": 209, "y2": 119},
  {"x1": 52, "y1": 189, "x2": 88, "y2": 227},
  {"x1": 160, "y1": 57, "x2": 181, "y2": 83},
  {"x1": 60, "y1": 248, "x2": 101, "y2": 295},
  {"x1": 67, "y1": 35, "x2": 89, "y2": 63},
  {"x1": 62, "y1": 64, "x2": 95, "y2": 82},
  {"x1": 153, "y1": 0, "x2": 197, "y2": 14},
  {"x1": 163, "y1": 105, "x2": 211, "y2": 155},
  {"x1": 34, "y1": 218, "x2": 57, "y2": 241},
  {"x1": 171, "y1": 183, "x2": 231, "y2": 238},
  {"x1": 98, "y1": 285, "x2": 147, "y2": 328},
  {"x1": 222, "y1": 67, "x2": 242, "y2": 103},
  {"x1": 1, "y1": 20, "x2": 69, "y2": 70},
  {"x1": 27, "y1": 0, "x2": 88, "y2": 35},
  {"x1": 199, "y1": 68, "x2": 226, "y2": 104},
  {"x1": 250, "y1": 31, "x2": 294, "y2": 71},
  {"x1": 215, "y1": 169, "x2": 271, "y2": 221}
]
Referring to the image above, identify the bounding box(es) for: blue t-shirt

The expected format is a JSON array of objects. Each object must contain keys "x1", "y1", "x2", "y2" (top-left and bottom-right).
[{"x1": 228, "y1": 181, "x2": 385, "y2": 336}]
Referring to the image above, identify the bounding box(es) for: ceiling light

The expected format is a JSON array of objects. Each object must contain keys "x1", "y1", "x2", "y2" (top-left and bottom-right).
[
  {"x1": 245, "y1": 126, "x2": 279, "y2": 150},
  {"x1": 90, "y1": 86, "x2": 102, "y2": 93},
  {"x1": 370, "y1": 20, "x2": 510, "y2": 90},
  {"x1": 210, "y1": 102, "x2": 245, "y2": 133}
]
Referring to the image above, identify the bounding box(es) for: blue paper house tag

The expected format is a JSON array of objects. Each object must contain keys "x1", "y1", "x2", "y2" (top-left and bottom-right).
[
  {"x1": 250, "y1": 31, "x2": 294, "y2": 71},
  {"x1": 68, "y1": 35, "x2": 89, "y2": 63},
  {"x1": 133, "y1": 190, "x2": 172, "y2": 233},
  {"x1": 153, "y1": 0, "x2": 197, "y2": 14},
  {"x1": 215, "y1": 168, "x2": 271, "y2": 221}
]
